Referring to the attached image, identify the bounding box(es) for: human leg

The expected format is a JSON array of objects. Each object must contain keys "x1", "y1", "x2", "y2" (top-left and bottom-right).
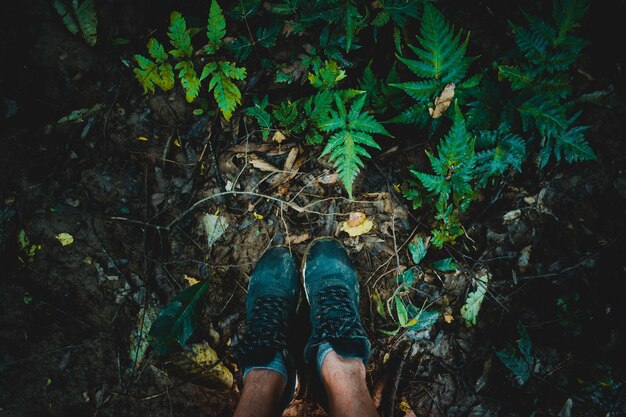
[
  {"x1": 233, "y1": 247, "x2": 300, "y2": 417},
  {"x1": 233, "y1": 369, "x2": 285, "y2": 417},
  {"x1": 302, "y1": 238, "x2": 379, "y2": 417}
]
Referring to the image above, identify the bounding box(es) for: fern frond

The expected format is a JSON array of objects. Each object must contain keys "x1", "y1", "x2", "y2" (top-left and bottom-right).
[
  {"x1": 320, "y1": 94, "x2": 387, "y2": 198},
  {"x1": 343, "y1": 1, "x2": 362, "y2": 52},
  {"x1": 175, "y1": 60, "x2": 200, "y2": 102},
  {"x1": 245, "y1": 95, "x2": 272, "y2": 140},
  {"x1": 148, "y1": 38, "x2": 168, "y2": 62},
  {"x1": 553, "y1": 0, "x2": 589, "y2": 42},
  {"x1": 206, "y1": 0, "x2": 226, "y2": 54},
  {"x1": 475, "y1": 129, "x2": 526, "y2": 187},
  {"x1": 552, "y1": 112, "x2": 595, "y2": 165},
  {"x1": 392, "y1": 4, "x2": 475, "y2": 124},
  {"x1": 203, "y1": 61, "x2": 246, "y2": 121},
  {"x1": 168, "y1": 11, "x2": 192, "y2": 58},
  {"x1": 133, "y1": 55, "x2": 158, "y2": 94},
  {"x1": 389, "y1": 79, "x2": 439, "y2": 102}
]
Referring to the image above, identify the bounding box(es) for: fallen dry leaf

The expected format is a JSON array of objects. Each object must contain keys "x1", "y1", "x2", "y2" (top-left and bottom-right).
[
  {"x1": 429, "y1": 83, "x2": 455, "y2": 119},
  {"x1": 248, "y1": 155, "x2": 280, "y2": 172},
  {"x1": 272, "y1": 130, "x2": 286, "y2": 144},
  {"x1": 285, "y1": 232, "x2": 311, "y2": 245},
  {"x1": 502, "y1": 209, "x2": 521, "y2": 223},
  {"x1": 184, "y1": 275, "x2": 200, "y2": 286},
  {"x1": 340, "y1": 212, "x2": 374, "y2": 237}
]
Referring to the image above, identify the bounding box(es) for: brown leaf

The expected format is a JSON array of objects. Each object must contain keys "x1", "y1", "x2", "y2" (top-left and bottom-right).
[
  {"x1": 428, "y1": 83, "x2": 455, "y2": 119},
  {"x1": 248, "y1": 155, "x2": 280, "y2": 172},
  {"x1": 346, "y1": 212, "x2": 367, "y2": 228},
  {"x1": 285, "y1": 232, "x2": 311, "y2": 245}
]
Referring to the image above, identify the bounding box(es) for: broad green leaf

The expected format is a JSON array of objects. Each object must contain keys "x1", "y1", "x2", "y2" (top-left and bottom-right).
[
  {"x1": 406, "y1": 309, "x2": 440, "y2": 331},
  {"x1": 431, "y1": 257, "x2": 457, "y2": 272},
  {"x1": 395, "y1": 296, "x2": 408, "y2": 327},
  {"x1": 408, "y1": 236, "x2": 427, "y2": 265},
  {"x1": 148, "y1": 281, "x2": 210, "y2": 355},
  {"x1": 75, "y1": 0, "x2": 97, "y2": 46}
]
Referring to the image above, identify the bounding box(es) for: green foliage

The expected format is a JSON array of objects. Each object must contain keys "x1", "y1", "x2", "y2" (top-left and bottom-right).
[
  {"x1": 474, "y1": 124, "x2": 526, "y2": 187},
  {"x1": 53, "y1": 0, "x2": 97, "y2": 46},
  {"x1": 148, "y1": 281, "x2": 209, "y2": 355},
  {"x1": 497, "y1": 0, "x2": 594, "y2": 167},
  {"x1": 431, "y1": 257, "x2": 456, "y2": 272},
  {"x1": 495, "y1": 322, "x2": 534, "y2": 385},
  {"x1": 206, "y1": 0, "x2": 226, "y2": 54},
  {"x1": 390, "y1": 4, "x2": 475, "y2": 125},
  {"x1": 201, "y1": 61, "x2": 247, "y2": 121},
  {"x1": 408, "y1": 236, "x2": 427, "y2": 265},
  {"x1": 133, "y1": 2, "x2": 247, "y2": 119},
  {"x1": 460, "y1": 272, "x2": 490, "y2": 326},
  {"x1": 406, "y1": 103, "x2": 475, "y2": 247},
  {"x1": 319, "y1": 94, "x2": 391, "y2": 199}
]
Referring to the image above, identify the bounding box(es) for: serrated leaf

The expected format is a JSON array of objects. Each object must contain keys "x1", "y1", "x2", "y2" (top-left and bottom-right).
[
  {"x1": 206, "y1": 0, "x2": 226, "y2": 54},
  {"x1": 204, "y1": 61, "x2": 247, "y2": 121},
  {"x1": 168, "y1": 11, "x2": 192, "y2": 58},
  {"x1": 148, "y1": 281, "x2": 210, "y2": 355},
  {"x1": 148, "y1": 38, "x2": 168, "y2": 62},
  {"x1": 495, "y1": 322, "x2": 533, "y2": 385},
  {"x1": 460, "y1": 272, "x2": 490, "y2": 326},
  {"x1": 175, "y1": 60, "x2": 201, "y2": 102}
]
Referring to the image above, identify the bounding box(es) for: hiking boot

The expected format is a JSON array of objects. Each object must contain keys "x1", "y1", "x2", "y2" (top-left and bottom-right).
[
  {"x1": 302, "y1": 238, "x2": 371, "y2": 371},
  {"x1": 234, "y1": 246, "x2": 300, "y2": 408}
]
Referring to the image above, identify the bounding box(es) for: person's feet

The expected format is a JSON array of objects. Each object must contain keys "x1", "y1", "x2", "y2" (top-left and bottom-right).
[
  {"x1": 234, "y1": 246, "x2": 299, "y2": 409},
  {"x1": 302, "y1": 238, "x2": 371, "y2": 371}
]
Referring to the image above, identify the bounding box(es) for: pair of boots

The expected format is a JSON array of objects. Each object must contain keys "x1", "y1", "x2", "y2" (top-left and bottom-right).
[{"x1": 234, "y1": 238, "x2": 371, "y2": 408}]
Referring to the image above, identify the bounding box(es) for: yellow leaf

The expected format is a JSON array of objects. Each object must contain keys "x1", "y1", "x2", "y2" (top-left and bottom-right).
[
  {"x1": 272, "y1": 130, "x2": 286, "y2": 144},
  {"x1": 444, "y1": 313, "x2": 454, "y2": 323},
  {"x1": 253, "y1": 211, "x2": 264, "y2": 220},
  {"x1": 399, "y1": 400, "x2": 411, "y2": 412},
  {"x1": 340, "y1": 212, "x2": 373, "y2": 237},
  {"x1": 173, "y1": 138, "x2": 182, "y2": 147},
  {"x1": 184, "y1": 275, "x2": 200, "y2": 286},
  {"x1": 136, "y1": 136, "x2": 149, "y2": 141},
  {"x1": 55, "y1": 233, "x2": 74, "y2": 246}
]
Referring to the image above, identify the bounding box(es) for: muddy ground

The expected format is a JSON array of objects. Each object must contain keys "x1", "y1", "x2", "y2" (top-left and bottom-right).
[{"x1": 1, "y1": 1, "x2": 625, "y2": 416}]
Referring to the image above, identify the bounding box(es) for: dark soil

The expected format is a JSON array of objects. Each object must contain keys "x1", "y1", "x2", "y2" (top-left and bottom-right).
[{"x1": 1, "y1": 1, "x2": 625, "y2": 416}]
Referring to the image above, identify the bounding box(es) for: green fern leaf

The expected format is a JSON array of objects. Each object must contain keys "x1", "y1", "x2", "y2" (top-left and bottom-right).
[
  {"x1": 320, "y1": 94, "x2": 387, "y2": 198},
  {"x1": 245, "y1": 95, "x2": 272, "y2": 140},
  {"x1": 206, "y1": 0, "x2": 226, "y2": 54},
  {"x1": 553, "y1": 113, "x2": 595, "y2": 165},
  {"x1": 475, "y1": 129, "x2": 526, "y2": 186},
  {"x1": 497, "y1": 65, "x2": 533, "y2": 90},
  {"x1": 553, "y1": 0, "x2": 589, "y2": 42},
  {"x1": 148, "y1": 38, "x2": 168, "y2": 62},
  {"x1": 343, "y1": 1, "x2": 362, "y2": 52},
  {"x1": 175, "y1": 60, "x2": 200, "y2": 102},
  {"x1": 389, "y1": 79, "x2": 439, "y2": 102},
  {"x1": 203, "y1": 61, "x2": 246, "y2": 121},
  {"x1": 392, "y1": 4, "x2": 475, "y2": 124},
  {"x1": 133, "y1": 55, "x2": 158, "y2": 94},
  {"x1": 168, "y1": 11, "x2": 193, "y2": 58}
]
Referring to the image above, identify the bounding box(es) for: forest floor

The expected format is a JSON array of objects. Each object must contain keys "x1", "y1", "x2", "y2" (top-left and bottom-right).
[{"x1": 1, "y1": 1, "x2": 625, "y2": 416}]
